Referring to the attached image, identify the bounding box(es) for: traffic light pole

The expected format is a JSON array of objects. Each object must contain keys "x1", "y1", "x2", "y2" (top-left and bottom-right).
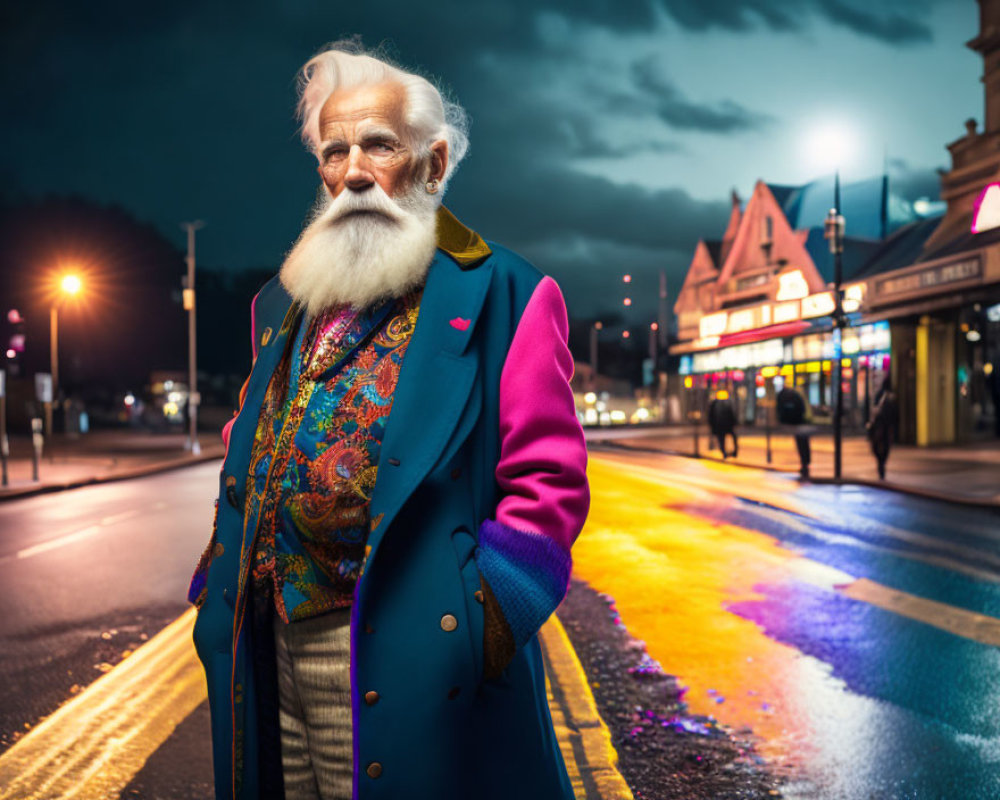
[{"x1": 182, "y1": 220, "x2": 205, "y2": 455}]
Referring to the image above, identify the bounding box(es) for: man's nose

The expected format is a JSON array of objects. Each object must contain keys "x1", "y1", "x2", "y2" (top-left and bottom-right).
[{"x1": 344, "y1": 144, "x2": 375, "y2": 191}]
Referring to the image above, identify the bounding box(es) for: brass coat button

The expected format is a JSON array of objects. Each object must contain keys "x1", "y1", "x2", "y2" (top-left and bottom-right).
[
  {"x1": 260, "y1": 327, "x2": 272, "y2": 347},
  {"x1": 365, "y1": 691, "x2": 379, "y2": 705},
  {"x1": 440, "y1": 614, "x2": 458, "y2": 632},
  {"x1": 366, "y1": 762, "x2": 382, "y2": 778},
  {"x1": 213, "y1": 541, "x2": 225, "y2": 558},
  {"x1": 474, "y1": 589, "x2": 484, "y2": 604}
]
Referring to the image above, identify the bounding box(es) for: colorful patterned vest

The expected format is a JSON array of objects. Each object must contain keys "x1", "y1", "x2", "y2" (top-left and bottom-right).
[{"x1": 246, "y1": 284, "x2": 424, "y2": 623}]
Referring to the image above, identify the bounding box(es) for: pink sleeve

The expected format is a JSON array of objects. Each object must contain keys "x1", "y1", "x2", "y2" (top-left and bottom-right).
[
  {"x1": 495, "y1": 275, "x2": 589, "y2": 548},
  {"x1": 474, "y1": 275, "x2": 590, "y2": 649}
]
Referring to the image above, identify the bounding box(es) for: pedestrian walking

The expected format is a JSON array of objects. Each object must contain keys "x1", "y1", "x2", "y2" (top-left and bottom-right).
[
  {"x1": 708, "y1": 390, "x2": 738, "y2": 458},
  {"x1": 186, "y1": 41, "x2": 589, "y2": 800},
  {"x1": 867, "y1": 376, "x2": 899, "y2": 480},
  {"x1": 776, "y1": 381, "x2": 812, "y2": 478}
]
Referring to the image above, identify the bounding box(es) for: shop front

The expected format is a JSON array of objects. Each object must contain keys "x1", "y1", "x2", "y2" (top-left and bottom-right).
[{"x1": 677, "y1": 320, "x2": 892, "y2": 430}]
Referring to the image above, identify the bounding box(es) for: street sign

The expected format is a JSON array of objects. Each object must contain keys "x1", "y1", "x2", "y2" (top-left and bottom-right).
[{"x1": 35, "y1": 373, "x2": 52, "y2": 403}]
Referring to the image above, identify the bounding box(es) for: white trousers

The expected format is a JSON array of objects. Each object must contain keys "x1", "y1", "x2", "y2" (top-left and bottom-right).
[{"x1": 273, "y1": 606, "x2": 354, "y2": 800}]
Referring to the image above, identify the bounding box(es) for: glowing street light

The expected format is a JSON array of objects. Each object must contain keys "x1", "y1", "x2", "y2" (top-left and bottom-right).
[
  {"x1": 49, "y1": 272, "x2": 84, "y2": 436},
  {"x1": 60, "y1": 274, "x2": 82, "y2": 295}
]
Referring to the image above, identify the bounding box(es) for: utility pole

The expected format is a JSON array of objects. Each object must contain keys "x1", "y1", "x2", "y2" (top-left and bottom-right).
[
  {"x1": 181, "y1": 220, "x2": 205, "y2": 455},
  {"x1": 658, "y1": 271, "x2": 669, "y2": 422},
  {"x1": 825, "y1": 174, "x2": 846, "y2": 481}
]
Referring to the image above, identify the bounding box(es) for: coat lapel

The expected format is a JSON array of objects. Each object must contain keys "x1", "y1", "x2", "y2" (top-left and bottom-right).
[
  {"x1": 222, "y1": 286, "x2": 298, "y2": 489},
  {"x1": 363, "y1": 244, "x2": 493, "y2": 574}
]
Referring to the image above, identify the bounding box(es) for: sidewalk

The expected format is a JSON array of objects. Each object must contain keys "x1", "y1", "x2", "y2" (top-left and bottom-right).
[
  {"x1": 0, "y1": 430, "x2": 225, "y2": 500},
  {"x1": 586, "y1": 424, "x2": 1000, "y2": 507}
]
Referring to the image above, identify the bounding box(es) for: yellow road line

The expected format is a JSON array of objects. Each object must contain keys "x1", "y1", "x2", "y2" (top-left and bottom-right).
[
  {"x1": 0, "y1": 605, "x2": 629, "y2": 799},
  {"x1": 540, "y1": 613, "x2": 634, "y2": 800},
  {"x1": 0, "y1": 608, "x2": 205, "y2": 800},
  {"x1": 841, "y1": 577, "x2": 1000, "y2": 647}
]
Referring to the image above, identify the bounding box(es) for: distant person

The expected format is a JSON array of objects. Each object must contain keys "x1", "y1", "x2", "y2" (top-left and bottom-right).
[
  {"x1": 867, "y1": 376, "x2": 899, "y2": 480},
  {"x1": 776, "y1": 381, "x2": 812, "y2": 478},
  {"x1": 708, "y1": 391, "x2": 738, "y2": 458}
]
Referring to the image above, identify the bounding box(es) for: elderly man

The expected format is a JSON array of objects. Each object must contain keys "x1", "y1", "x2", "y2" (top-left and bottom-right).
[{"x1": 187, "y1": 41, "x2": 590, "y2": 800}]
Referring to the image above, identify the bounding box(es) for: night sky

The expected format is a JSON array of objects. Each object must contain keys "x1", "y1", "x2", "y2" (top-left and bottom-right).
[{"x1": 0, "y1": 1, "x2": 982, "y2": 325}]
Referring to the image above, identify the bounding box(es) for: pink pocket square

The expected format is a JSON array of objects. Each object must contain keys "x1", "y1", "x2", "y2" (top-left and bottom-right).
[{"x1": 450, "y1": 317, "x2": 471, "y2": 331}]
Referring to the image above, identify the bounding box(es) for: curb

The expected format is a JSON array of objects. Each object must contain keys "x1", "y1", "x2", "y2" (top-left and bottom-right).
[
  {"x1": 590, "y1": 438, "x2": 1000, "y2": 511},
  {"x1": 0, "y1": 450, "x2": 224, "y2": 503},
  {"x1": 540, "y1": 612, "x2": 634, "y2": 800}
]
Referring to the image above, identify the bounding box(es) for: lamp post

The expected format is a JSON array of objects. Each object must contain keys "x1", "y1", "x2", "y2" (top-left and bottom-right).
[
  {"x1": 48, "y1": 273, "x2": 82, "y2": 437},
  {"x1": 181, "y1": 220, "x2": 205, "y2": 455},
  {"x1": 824, "y1": 173, "x2": 846, "y2": 481}
]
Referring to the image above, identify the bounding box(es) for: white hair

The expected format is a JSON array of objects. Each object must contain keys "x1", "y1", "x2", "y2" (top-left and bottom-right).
[{"x1": 295, "y1": 39, "x2": 470, "y2": 193}]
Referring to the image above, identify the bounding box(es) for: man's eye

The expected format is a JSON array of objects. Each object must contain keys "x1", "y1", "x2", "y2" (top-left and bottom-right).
[
  {"x1": 325, "y1": 147, "x2": 348, "y2": 161},
  {"x1": 370, "y1": 142, "x2": 394, "y2": 153}
]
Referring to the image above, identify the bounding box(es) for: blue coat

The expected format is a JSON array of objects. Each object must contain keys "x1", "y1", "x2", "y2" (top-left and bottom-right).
[{"x1": 190, "y1": 208, "x2": 590, "y2": 799}]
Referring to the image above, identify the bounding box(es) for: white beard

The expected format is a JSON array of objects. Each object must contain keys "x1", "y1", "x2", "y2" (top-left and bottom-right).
[{"x1": 279, "y1": 179, "x2": 439, "y2": 316}]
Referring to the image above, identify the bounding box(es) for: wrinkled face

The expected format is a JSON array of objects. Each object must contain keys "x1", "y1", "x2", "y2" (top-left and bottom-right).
[{"x1": 316, "y1": 81, "x2": 420, "y2": 200}]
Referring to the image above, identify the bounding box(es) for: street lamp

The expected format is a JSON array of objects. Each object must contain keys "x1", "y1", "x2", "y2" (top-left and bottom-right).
[
  {"x1": 49, "y1": 272, "x2": 83, "y2": 437},
  {"x1": 824, "y1": 173, "x2": 846, "y2": 481}
]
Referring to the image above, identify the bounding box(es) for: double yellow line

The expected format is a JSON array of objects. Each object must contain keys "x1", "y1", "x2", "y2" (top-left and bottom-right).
[
  {"x1": 0, "y1": 609, "x2": 630, "y2": 800},
  {"x1": 0, "y1": 609, "x2": 205, "y2": 800}
]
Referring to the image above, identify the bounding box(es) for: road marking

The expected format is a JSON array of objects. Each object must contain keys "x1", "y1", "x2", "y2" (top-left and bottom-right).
[
  {"x1": 540, "y1": 612, "x2": 634, "y2": 800},
  {"x1": 0, "y1": 607, "x2": 204, "y2": 800},
  {"x1": 3, "y1": 526, "x2": 103, "y2": 562},
  {"x1": 840, "y1": 577, "x2": 1000, "y2": 647},
  {"x1": 0, "y1": 605, "x2": 628, "y2": 800},
  {"x1": 100, "y1": 509, "x2": 140, "y2": 526}
]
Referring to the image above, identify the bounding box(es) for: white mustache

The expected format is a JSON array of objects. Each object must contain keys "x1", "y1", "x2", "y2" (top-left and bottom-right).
[{"x1": 321, "y1": 184, "x2": 407, "y2": 225}]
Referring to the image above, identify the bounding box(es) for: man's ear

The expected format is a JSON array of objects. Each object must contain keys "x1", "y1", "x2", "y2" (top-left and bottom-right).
[{"x1": 428, "y1": 139, "x2": 449, "y2": 184}]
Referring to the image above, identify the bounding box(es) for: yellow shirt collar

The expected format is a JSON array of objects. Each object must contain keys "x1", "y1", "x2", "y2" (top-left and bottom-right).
[{"x1": 436, "y1": 206, "x2": 492, "y2": 267}]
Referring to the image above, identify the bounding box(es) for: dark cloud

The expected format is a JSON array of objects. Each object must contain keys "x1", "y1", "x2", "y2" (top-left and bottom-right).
[
  {"x1": 816, "y1": 0, "x2": 933, "y2": 44},
  {"x1": 631, "y1": 57, "x2": 774, "y2": 133},
  {"x1": 654, "y1": 0, "x2": 934, "y2": 46}
]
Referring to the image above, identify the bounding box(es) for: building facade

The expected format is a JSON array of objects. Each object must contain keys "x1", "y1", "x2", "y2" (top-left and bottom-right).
[{"x1": 670, "y1": 0, "x2": 1000, "y2": 446}]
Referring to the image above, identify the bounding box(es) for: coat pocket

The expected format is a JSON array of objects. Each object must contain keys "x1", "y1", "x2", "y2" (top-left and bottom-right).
[{"x1": 450, "y1": 526, "x2": 484, "y2": 686}]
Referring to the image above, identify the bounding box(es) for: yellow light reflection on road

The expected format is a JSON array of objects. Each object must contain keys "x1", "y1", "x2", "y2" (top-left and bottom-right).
[{"x1": 573, "y1": 455, "x2": 855, "y2": 771}]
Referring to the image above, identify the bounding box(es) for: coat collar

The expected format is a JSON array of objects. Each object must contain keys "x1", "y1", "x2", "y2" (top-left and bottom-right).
[{"x1": 227, "y1": 206, "x2": 493, "y2": 583}]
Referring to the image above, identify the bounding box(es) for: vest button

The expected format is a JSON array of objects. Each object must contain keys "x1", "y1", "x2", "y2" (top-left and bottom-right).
[
  {"x1": 365, "y1": 690, "x2": 379, "y2": 705},
  {"x1": 440, "y1": 614, "x2": 458, "y2": 632},
  {"x1": 474, "y1": 590, "x2": 484, "y2": 604},
  {"x1": 367, "y1": 762, "x2": 382, "y2": 778}
]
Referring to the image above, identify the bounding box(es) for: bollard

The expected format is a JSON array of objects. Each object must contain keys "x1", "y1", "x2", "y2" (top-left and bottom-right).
[
  {"x1": 765, "y1": 401, "x2": 773, "y2": 465},
  {"x1": 31, "y1": 417, "x2": 43, "y2": 482}
]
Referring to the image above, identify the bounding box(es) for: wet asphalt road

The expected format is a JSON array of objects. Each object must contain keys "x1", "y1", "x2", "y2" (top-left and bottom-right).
[
  {"x1": 1, "y1": 449, "x2": 998, "y2": 799},
  {"x1": 584, "y1": 444, "x2": 1000, "y2": 800},
  {"x1": 0, "y1": 461, "x2": 219, "y2": 753}
]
